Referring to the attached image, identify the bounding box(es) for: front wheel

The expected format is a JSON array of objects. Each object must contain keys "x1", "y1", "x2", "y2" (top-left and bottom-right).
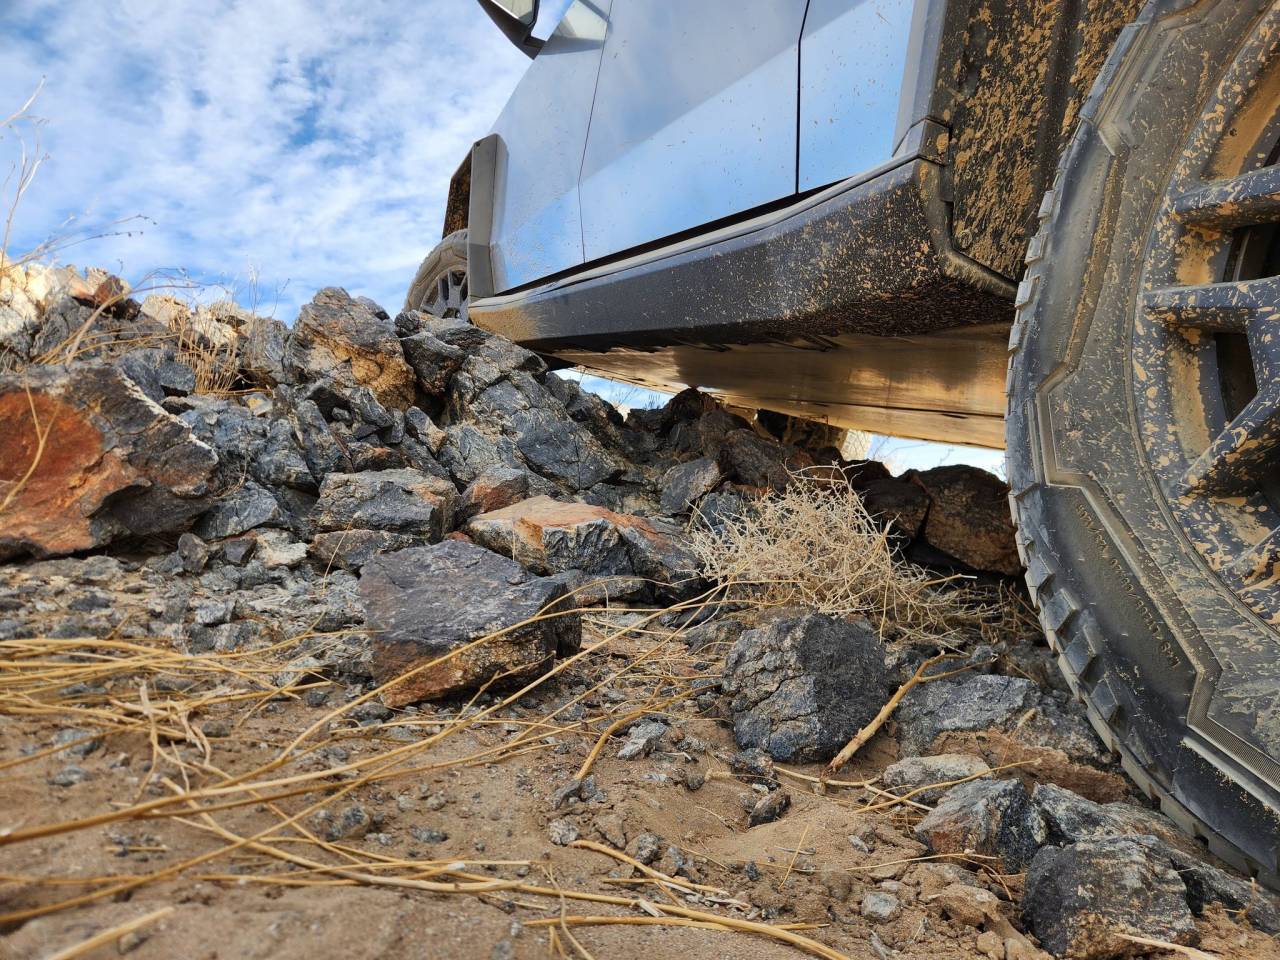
[
  {"x1": 1007, "y1": 0, "x2": 1280, "y2": 885},
  {"x1": 404, "y1": 229, "x2": 469, "y2": 321}
]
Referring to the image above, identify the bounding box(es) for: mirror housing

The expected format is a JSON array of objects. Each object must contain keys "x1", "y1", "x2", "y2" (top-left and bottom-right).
[{"x1": 477, "y1": 0, "x2": 543, "y2": 58}]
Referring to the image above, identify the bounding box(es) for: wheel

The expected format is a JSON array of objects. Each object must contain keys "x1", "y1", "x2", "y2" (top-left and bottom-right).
[
  {"x1": 1007, "y1": 0, "x2": 1280, "y2": 886},
  {"x1": 404, "y1": 229, "x2": 469, "y2": 320}
]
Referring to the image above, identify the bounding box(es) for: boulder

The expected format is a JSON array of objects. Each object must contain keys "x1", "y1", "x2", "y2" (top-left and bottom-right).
[
  {"x1": 1023, "y1": 837, "x2": 1196, "y2": 959},
  {"x1": 723, "y1": 610, "x2": 894, "y2": 763},
  {"x1": 882, "y1": 754, "x2": 992, "y2": 804},
  {"x1": 236, "y1": 314, "x2": 289, "y2": 387},
  {"x1": 915, "y1": 779, "x2": 1047, "y2": 872},
  {"x1": 312, "y1": 469, "x2": 457, "y2": 541},
  {"x1": 284, "y1": 288, "x2": 415, "y2": 410},
  {"x1": 465, "y1": 496, "x2": 698, "y2": 594},
  {"x1": 659, "y1": 457, "x2": 722, "y2": 515},
  {"x1": 0, "y1": 364, "x2": 217, "y2": 559},
  {"x1": 357, "y1": 540, "x2": 580, "y2": 705},
  {"x1": 911, "y1": 465, "x2": 1020, "y2": 575}
]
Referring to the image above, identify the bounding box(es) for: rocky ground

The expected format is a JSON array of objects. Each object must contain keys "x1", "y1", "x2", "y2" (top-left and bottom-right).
[{"x1": 0, "y1": 264, "x2": 1277, "y2": 960}]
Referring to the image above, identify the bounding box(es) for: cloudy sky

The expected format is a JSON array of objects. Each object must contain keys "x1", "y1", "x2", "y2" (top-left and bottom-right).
[
  {"x1": 1, "y1": 0, "x2": 1002, "y2": 473},
  {"x1": 1, "y1": 0, "x2": 529, "y2": 317}
]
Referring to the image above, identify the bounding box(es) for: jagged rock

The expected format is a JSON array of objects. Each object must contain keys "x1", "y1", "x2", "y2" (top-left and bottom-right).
[
  {"x1": 291, "y1": 399, "x2": 352, "y2": 481},
  {"x1": 861, "y1": 892, "x2": 901, "y2": 923},
  {"x1": 723, "y1": 611, "x2": 893, "y2": 763},
  {"x1": 250, "y1": 529, "x2": 309, "y2": 568},
  {"x1": 401, "y1": 330, "x2": 465, "y2": 395},
  {"x1": 915, "y1": 779, "x2": 1047, "y2": 872},
  {"x1": 115, "y1": 348, "x2": 196, "y2": 402},
  {"x1": 659, "y1": 457, "x2": 722, "y2": 515},
  {"x1": 882, "y1": 754, "x2": 991, "y2": 804},
  {"x1": 284, "y1": 288, "x2": 415, "y2": 410},
  {"x1": 0, "y1": 364, "x2": 217, "y2": 559},
  {"x1": 438, "y1": 424, "x2": 525, "y2": 488},
  {"x1": 466, "y1": 497, "x2": 698, "y2": 595},
  {"x1": 682, "y1": 617, "x2": 747, "y2": 653},
  {"x1": 1023, "y1": 837, "x2": 1196, "y2": 959},
  {"x1": 194, "y1": 480, "x2": 290, "y2": 539},
  {"x1": 357, "y1": 540, "x2": 580, "y2": 705},
  {"x1": 237, "y1": 314, "x2": 288, "y2": 387},
  {"x1": 312, "y1": 469, "x2": 457, "y2": 541},
  {"x1": 617, "y1": 720, "x2": 668, "y2": 760},
  {"x1": 458, "y1": 466, "x2": 533, "y2": 520},
  {"x1": 308, "y1": 530, "x2": 427, "y2": 572},
  {"x1": 513, "y1": 406, "x2": 623, "y2": 491},
  {"x1": 895, "y1": 673, "x2": 1038, "y2": 756},
  {"x1": 177, "y1": 533, "x2": 210, "y2": 574},
  {"x1": 1032, "y1": 783, "x2": 1280, "y2": 933},
  {"x1": 748, "y1": 789, "x2": 791, "y2": 826},
  {"x1": 404, "y1": 407, "x2": 445, "y2": 452},
  {"x1": 861, "y1": 477, "x2": 929, "y2": 540},
  {"x1": 718, "y1": 430, "x2": 811, "y2": 491},
  {"x1": 911, "y1": 465, "x2": 1020, "y2": 576}
]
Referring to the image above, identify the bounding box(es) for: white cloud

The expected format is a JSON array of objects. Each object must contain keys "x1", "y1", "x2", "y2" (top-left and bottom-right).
[{"x1": 0, "y1": 0, "x2": 530, "y2": 319}]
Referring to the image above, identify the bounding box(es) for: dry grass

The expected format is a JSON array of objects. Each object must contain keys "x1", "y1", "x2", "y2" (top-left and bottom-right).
[{"x1": 687, "y1": 470, "x2": 981, "y2": 642}]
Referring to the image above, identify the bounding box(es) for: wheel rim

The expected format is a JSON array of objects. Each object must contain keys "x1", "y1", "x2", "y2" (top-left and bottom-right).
[
  {"x1": 1135, "y1": 8, "x2": 1280, "y2": 626},
  {"x1": 419, "y1": 266, "x2": 469, "y2": 323}
]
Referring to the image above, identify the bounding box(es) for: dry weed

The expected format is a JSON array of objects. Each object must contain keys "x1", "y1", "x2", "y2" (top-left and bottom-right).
[{"x1": 687, "y1": 470, "x2": 980, "y2": 641}]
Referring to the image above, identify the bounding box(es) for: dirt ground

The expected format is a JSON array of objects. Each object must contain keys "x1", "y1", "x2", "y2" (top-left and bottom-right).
[{"x1": 1, "y1": 604, "x2": 1277, "y2": 960}]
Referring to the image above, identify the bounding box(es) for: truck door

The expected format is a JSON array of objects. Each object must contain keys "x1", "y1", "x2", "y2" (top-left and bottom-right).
[
  {"x1": 578, "y1": 0, "x2": 809, "y2": 263},
  {"x1": 488, "y1": 1, "x2": 612, "y2": 293}
]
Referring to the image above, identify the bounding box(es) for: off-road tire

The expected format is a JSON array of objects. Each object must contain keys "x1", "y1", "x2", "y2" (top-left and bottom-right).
[
  {"x1": 404, "y1": 229, "x2": 469, "y2": 318},
  {"x1": 1007, "y1": 0, "x2": 1280, "y2": 885}
]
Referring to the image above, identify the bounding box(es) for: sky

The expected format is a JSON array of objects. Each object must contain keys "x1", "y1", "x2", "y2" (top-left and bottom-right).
[{"x1": 0, "y1": 0, "x2": 1003, "y2": 474}]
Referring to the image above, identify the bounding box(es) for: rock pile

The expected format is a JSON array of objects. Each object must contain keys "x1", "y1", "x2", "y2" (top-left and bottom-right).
[{"x1": 0, "y1": 264, "x2": 1019, "y2": 702}]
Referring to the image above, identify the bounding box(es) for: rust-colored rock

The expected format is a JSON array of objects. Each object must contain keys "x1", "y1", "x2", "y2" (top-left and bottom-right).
[{"x1": 0, "y1": 364, "x2": 217, "y2": 559}]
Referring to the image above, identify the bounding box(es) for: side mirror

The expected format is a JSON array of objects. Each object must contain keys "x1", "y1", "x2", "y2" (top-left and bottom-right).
[{"x1": 477, "y1": 0, "x2": 544, "y2": 58}]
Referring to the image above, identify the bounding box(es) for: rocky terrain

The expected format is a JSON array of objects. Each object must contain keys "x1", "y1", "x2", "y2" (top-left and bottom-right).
[{"x1": 0, "y1": 263, "x2": 1277, "y2": 960}]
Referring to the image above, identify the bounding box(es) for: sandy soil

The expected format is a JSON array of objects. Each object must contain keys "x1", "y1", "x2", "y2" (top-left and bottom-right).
[{"x1": 1, "y1": 608, "x2": 1276, "y2": 960}]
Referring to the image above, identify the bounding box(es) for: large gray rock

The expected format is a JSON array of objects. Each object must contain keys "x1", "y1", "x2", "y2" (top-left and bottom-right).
[
  {"x1": 1023, "y1": 837, "x2": 1196, "y2": 959},
  {"x1": 312, "y1": 469, "x2": 457, "y2": 541},
  {"x1": 308, "y1": 529, "x2": 427, "y2": 572},
  {"x1": 722, "y1": 611, "x2": 893, "y2": 763},
  {"x1": 0, "y1": 363, "x2": 218, "y2": 560},
  {"x1": 357, "y1": 541, "x2": 580, "y2": 705},
  {"x1": 284, "y1": 288, "x2": 414, "y2": 410},
  {"x1": 914, "y1": 778, "x2": 1047, "y2": 872}
]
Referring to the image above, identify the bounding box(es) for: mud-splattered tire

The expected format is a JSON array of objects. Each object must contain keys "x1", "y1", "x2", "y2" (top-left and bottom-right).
[
  {"x1": 404, "y1": 229, "x2": 469, "y2": 319},
  {"x1": 1007, "y1": 0, "x2": 1280, "y2": 886}
]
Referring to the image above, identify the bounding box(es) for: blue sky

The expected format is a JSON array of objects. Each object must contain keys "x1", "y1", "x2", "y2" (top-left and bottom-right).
[{"x1": 1, "y1": 0, "x2": 1003, "y2": 474}]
